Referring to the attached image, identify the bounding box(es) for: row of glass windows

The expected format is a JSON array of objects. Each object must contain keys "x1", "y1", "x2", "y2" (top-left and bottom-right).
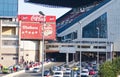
[
  {"x1": 46, "y1": 45, "x2": 106, "y2": 49},
  {"x1": 60, "y1": 13, "x2": 107, "y2": 42},
  {"x1": 0, "y1": 0, "x2": 18, "y2": 17},
  {"x1": 2, "y1": 40, "x2": 18, "y2": 46},
  {"x1": 61, "y1": 31, "x2": 77, "y2": 41},
  {"x1": 83, "y1": 13, "x2": 107, "y2": 38}
]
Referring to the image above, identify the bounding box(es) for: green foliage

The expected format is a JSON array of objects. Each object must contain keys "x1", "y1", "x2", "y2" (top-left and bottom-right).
[{"x1": 99, "y1": 57, "x2": 120, "y2": 77}]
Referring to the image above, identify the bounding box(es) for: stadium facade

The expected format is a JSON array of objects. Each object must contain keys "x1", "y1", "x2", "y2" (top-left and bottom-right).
[{"x1": 46, "y1": 0, "x2": 120, "y2": 62}]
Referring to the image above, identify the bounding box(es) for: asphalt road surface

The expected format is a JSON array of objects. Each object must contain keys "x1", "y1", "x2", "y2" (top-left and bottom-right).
[{"x1": 14, "y1": 62, "x2": 64, "y2": 77}]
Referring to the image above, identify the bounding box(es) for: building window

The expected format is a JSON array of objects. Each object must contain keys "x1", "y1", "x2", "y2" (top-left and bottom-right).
[
  {"x1": 2, "y1": 40, "x2": 18, "y2": 46},
  {"x1": 81, "y1": 46, "x2": 90, "y2": 48},
  {"x1": 83, "y1": 13, "x2": 107, "y2": 38}
]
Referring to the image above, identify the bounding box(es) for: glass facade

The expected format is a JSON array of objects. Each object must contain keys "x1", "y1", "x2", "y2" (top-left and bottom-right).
[
  {"x1": 83, "y1": 13, "x2": 107, "y2": 38},
  {"x1": 61, "y1": 31, "x2": 77, "y2": 41},
  {"x1": 0, "y1": 0, "x2": 18, "y2": 17}
]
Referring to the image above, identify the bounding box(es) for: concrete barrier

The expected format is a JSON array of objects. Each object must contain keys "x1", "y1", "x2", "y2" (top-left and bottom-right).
[{"x1": 2, "y1": 62, "x2": 51, "y2": 77}]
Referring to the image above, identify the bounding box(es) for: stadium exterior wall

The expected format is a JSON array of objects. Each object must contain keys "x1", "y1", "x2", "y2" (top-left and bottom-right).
[{"x1": 57, "y1": 0, "x2": 120, "y2": 52}]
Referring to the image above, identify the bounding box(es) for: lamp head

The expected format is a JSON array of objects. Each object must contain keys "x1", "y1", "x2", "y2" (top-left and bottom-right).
[{"x1": 39, "y1": 11, "x2": 45, "y2": 16}]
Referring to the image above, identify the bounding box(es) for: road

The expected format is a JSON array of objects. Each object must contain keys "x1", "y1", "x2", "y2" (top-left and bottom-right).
[{"x1": 14, "y1": 62, "x2": 64, "y2": 77}]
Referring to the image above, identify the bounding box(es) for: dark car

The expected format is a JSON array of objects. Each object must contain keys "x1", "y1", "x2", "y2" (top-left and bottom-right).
[
  {"x1": 44, "y1": 70, "x2": 51, "y2": 76},
  {"x1": 92, "y1": 73, "x2": 98, "y2": 77}
]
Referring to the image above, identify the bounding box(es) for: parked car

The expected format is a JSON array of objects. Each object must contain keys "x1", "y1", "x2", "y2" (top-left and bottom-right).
[{"x1": 32, "y1": 67, "x2": 40, "y2": 73}]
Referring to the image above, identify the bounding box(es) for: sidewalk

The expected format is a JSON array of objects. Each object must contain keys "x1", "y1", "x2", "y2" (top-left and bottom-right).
[{"x1": 2, "y1": 62, "x2": 52, "y2": 77}]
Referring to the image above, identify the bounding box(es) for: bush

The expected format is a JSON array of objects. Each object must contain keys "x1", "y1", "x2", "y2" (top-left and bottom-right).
[{"x1": 99, "y1": 57, "x2": 120, "y2": 77}]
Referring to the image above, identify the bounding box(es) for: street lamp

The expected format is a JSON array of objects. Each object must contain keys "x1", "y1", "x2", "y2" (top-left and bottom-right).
[
  {"x1": 96, "y1": 27, "x2": 99, "y2": 69},
  {"x1": 39, "y1": 11, "x2": 45, "y2": 77},
  {"x1": 78, "y1": 21, "x2": 82, "y2": 77}
]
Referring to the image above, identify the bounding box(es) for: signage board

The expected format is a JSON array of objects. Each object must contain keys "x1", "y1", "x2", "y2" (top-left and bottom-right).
[
  {"x1": 59, "y1": 47, "x2": 76, "y2": 53},
  {"x1": 21, "y1": 21, "x2": 56, "y2": 40}
]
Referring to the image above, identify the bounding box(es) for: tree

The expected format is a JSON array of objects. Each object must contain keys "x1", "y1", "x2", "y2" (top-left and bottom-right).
[{"x1": 99, "y1": 57, "x2": 120, "y2": 77}]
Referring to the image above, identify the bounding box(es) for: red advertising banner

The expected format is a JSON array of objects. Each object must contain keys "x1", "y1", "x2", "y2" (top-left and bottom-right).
[
  {"x1": 43, "y1": 23, "x2": 56, "y2": 40},
  {"x1": 18, "y1": 15, "x2": 44, "y2": 22},
  {"x1": 18, "y1": 15, "x2": 56, "y2": 22},
  {"x1": 46, "y1": 16, "x2": 56, "y2": 22},
  {"x1": 21, "y1": 22, "x2": 42, "y2": 39},
  {"x1": 21, "y1": 22, "x2": 56, "y2": 40},
  {"x1": 19, "y1": 14, "x2": 56, "y2": 40}
]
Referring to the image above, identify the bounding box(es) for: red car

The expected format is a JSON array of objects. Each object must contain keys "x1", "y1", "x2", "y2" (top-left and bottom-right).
[{"x1": 89, "y1": 69, "x2": 96, "y2": 75}]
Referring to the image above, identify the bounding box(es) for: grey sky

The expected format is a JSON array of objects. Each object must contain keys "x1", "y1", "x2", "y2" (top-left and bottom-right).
[{"x1": 18, "y1": 0, "x2": 71, "y2": 19}]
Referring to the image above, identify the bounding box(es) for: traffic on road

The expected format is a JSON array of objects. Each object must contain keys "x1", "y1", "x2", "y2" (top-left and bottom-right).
[{"x1": 12, "y1": 61, "x2": 98, "y2": 77}]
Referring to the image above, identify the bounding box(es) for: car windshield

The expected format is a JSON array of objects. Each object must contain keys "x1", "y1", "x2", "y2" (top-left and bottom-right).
[
  {"x1": 54, "y1": 72, "x2": 62, "y2": 74},
  {"x1": 82, "y1": 71, "x2": 88, "y2": 73},
  {"x1": 34, "y1": 68, "x2": 39, "y2": 70}
]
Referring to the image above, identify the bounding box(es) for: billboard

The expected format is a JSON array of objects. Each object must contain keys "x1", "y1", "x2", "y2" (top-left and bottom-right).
[
  {"x1": 19, "y1": 15, "x2": 56, "y2": 40},
  {"x1": 18, "y1": 15, "x2": 56, "y2": 22}
]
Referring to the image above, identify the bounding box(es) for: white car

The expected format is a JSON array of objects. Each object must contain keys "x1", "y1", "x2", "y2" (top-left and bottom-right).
[
  {"x1": 81, "y1": 69, "x2": 89, "y2": 77},
  {"x1": 53, "y1": 71, "x2": 63, "y2": 77},
  {"x1": 32, "y1": 68, "x2": 40, "y2": 73}
]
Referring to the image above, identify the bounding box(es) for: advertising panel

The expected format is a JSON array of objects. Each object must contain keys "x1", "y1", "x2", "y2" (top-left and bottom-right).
[
  {"x1": 18, "y1": 15, "x2": 56, "y2": 22},
  {"x1": 19, "y1": 15, "x2": 56, "y2": 40},
  {"x1": 18, "y1": 15, "x2": 44, "y2": 22},
  {"x1": 21, "y1": 22, "x2": 42, "y2": 39}
]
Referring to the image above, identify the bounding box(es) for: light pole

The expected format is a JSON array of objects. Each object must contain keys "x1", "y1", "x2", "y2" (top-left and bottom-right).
[
  {"x1": 39, "y1": 11, "x2": 45, "y2": 77},
  {"x1": 97, "y1": 27, "x2": 99, "y2": 69},
  {"x1": 78, "y1": 21, "x2": 82, "y2": 77},
  {"x1": 106, "y1": 38, "x2": 107, "y2": 61}
]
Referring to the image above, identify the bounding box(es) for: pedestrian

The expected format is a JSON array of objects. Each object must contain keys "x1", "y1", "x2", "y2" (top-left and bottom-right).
[
  {"x1": 10, "y1": 67, "x2": 13, "y2": 73},
  {"x1": 13, "y1": 66, "x2": 16, "y2": 72}
]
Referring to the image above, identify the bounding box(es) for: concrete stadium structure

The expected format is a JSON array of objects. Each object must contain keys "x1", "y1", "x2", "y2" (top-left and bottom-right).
[{"x1": 46, "y1": 0, "x2": 120, "y2": 62}]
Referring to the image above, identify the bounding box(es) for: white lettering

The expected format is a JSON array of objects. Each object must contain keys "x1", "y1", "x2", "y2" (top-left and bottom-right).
[
  {"x1": 22, "y1": 25, "x2": 38, "y2": 30},
  {"x1": 31, "y1": 15, "x2": 44, "y2": 22}
]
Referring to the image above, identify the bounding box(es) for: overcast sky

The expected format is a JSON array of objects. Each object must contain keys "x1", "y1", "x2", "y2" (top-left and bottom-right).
[{"x1": 18, "y1": 0, "x2": 71, "y2": 19}]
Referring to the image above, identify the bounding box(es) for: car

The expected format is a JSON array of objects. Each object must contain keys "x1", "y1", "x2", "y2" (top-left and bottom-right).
[
  {"x1": 2, "y1": 67, "x2": 10, "y2": 74},
  {"x1": 53, "y1": 71, "x2": 63, "y2": 77},
  {"x1": 81, "y1": 69, "x2": 89, "y2": 77},
  {"x1": 72, "y1": 66, "x2": 79, "y2": 71},
  {"x1": 64, "y1": 68, "x2": 71, "y2": 76},
  {"x1": 89, "y1": 69, "x2": 96, "y2": 75},
  {"x1": 44, "y1": 70, "x2": 51, "y2": 76},
  {"x1": 32, "y1": 67, "x2": 40, "y2": 73},
  {"x1": 92, "y1": 73, "x2": 98, "y2": 77}
]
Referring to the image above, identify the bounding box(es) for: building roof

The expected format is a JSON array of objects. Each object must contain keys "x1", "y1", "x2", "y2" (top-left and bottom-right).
[{"x1": 25, "y1": 0, "x2": 103, "y2": 8}]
